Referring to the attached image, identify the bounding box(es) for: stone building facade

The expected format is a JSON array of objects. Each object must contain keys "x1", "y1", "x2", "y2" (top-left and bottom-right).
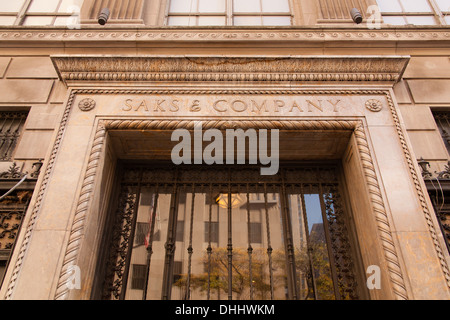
[{"x1": 0, "y1": 0, "x2": 449, "y2": 300}]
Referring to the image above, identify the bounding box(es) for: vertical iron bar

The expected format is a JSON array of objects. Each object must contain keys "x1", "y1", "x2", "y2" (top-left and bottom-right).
[
  {"x1": 263, "y1": 183, "x2": 275, "y2": 300},
  {"x1": 185, "y1": 184, "x2": 196, "y2": 300},
  {"x1": 318, "y1": 183, "x2": 342, "y2": 300},
  {"x1": 280, "y1": 170, "x2": 298, "y2": 300},
  {"x1": 299, "y1": 186, "x2": 318, "y2": 300},
  {"x1": 142, "y1": 185, "x2": 159, "y2": 300},
  {"x1": 227, "y1": 172, "x2": 233, "y2": 300},
  {"x1": 2, "y1": 117, "x2": 14, "y2": 160},
  {"x1": 246, "y1": 183, "x2": 254, "y2": 300},
  {"x1": 161, "y1": 169, "x2": 180, "y2": 300},
  {"x1": 207, "y1": 183, "x2": 213, "y2": 300},
  {"x1": 0, "y1": 116, "x2": 8, "y2": 153},
  {"x1": 119, "y1": 167, "x2": 143, "y2": 300}
]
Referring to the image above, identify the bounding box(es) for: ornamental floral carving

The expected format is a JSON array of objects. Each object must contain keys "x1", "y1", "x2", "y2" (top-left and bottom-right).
[
  {"x1": 78, "y1": 98, "x2": 96, "y2": 112},
  {"x1": 365, "y1": 99, "x2": 383, "y2": 112}
]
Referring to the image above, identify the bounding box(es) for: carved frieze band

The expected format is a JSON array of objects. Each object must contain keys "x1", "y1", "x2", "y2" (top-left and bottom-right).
[
  {"x1": 51, "y1": 56, "x2": 409, "y2": 84},
  {"x1": 2, "y1": 28, "x2": 450, "y2": 42}
]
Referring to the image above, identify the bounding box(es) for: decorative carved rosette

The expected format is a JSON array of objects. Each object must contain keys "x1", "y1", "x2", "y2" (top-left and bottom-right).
[
  {"x1": 78, "y1": 98, "x2": 96, "y2": 112},
  {"x1": 365, "y1": 99, "x2": 383, "y2": 112}
]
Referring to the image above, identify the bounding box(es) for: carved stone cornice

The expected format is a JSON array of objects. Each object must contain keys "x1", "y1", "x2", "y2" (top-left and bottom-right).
[
  {"x1": 1, "y1": 27, "x2": 450, "y2": 43},
  {"x1": 51, "y1": 55, "x2": 410, "y2": 85}
]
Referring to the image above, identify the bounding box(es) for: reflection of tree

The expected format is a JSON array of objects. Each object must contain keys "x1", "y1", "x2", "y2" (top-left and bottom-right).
[
  {"x1": 292, "y1": 241, "x2": 335, "y2": 300},
  {"x1": 174, "y1": 248, "x2": 273, "y2": 300},
  {"x1": 174, "y1": 234, "x2": 336, "y2": 300}
]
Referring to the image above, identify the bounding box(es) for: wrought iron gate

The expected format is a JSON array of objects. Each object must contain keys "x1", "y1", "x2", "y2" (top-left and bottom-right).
[{"x1": 101, "y1": 164, "x2": 360, "y2": 300}]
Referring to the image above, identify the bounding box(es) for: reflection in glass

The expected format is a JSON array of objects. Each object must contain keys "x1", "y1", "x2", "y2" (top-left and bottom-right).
[
  {"x1": 263, "y1": 16, "x2": 291, "y2": 26},
  {"x1": 198, "y1": 16, "x2": 226, "y2": 26},
  {"x1": 199, "y1": 0, "x2": 226, "y2": 13},
  {"x1": 376, "y1": 0, "x2": 403, "y2": 12},
  {"x1": 436, "y1": 0, "x2": 450, "y2": 12},
  {"x1": 262, "y1": 0, "x2": 290, "y2": 13},
  {"x1": 233, "y1": 0, "x2": 261, "y2": 13},
  {"x1": 234, "y1": 16, "x2": 263, "y2": 26},
  {"x1": 104, "y1": 167, "x2": 359, "y2": 300},
  {"x1": 169, "y1": 0, "x2": 196, "y2": 13},
  {"x1": 22, "y1": 16, "x2": 54, "y2": 26},
  {"x1": 27, "y1": 0, "x2": 60, "y2": 13},
  {"x1": 0, "y1": 17, "x2": 16, "y2": 26},
  {"x1": 399, "y1": 0, "x2": 432, "y2": 12},
  {"x1": 406, "y1": 15, "x2": 437, "y2": 25},
  {"x1": 120, "y1": 188, "x2": 348, "y2": 300},
  {"x1": 382, "y1": 16, "x2": 406, "y2": 25},
  {"x1": 0, "y1": 1, "x2": 26, "y2": 12}
]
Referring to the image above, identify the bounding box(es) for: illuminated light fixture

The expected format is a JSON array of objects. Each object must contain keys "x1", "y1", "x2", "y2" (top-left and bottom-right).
[
  {"x1": 215, "y1": 194, "x2": 245, "y2": 209},
  {"x1": 350, "y1": 8, "x2": 363, "y2": 24}
]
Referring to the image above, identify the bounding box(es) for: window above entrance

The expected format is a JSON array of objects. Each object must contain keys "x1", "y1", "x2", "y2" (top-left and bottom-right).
[{"x1": 166, "y1": 0, "x2": 292, "y2": 26}]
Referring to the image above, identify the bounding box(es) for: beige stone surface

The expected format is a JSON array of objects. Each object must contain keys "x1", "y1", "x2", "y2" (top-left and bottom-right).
[
  {"x1": 89, "y1": 93, "x2": 387, "y2": 120},
  {"x1": 403, "y1": 57, "x2": 450, "y2": 79},
  {"x1": 0, "y1": 57, "x2": 11, "y2": 78},
  {"x1": 393, "y1": 81, "x2": 412, "y2": 104},
  {"x1": 395, "y1": 231, "x2": 450, "y2": 300},
  {"x1": 367, "y1": 125, "x2": 429, "y2": 232},
  {"x1": 11, "y1": 229, "x2": 67, "y2": 299},
  {"x1": 0, "y1": 79, "x2": 54, "y2": 103},
  {"x1": 14, "y1": 130, "x2": 55, "y2": 160},
  {"x1": 26, "y1": 105, "x2": 61, "y2": 130},
  {"x1": 342, "y1": 136, "x2": 394, "y2": 300},
  {"x1": 398, "y1": 105, "x2": 437, "y2": 130},
  {"x1": 6, "y1": 57, "x2": 58, "y2": 79},
  {"x1": 49, "y1": 81, "x2": 69, "y2": 104},
  {"x1": 406, "y1": 130, "x2": 449, "y2": 161},
  {"x1": 408, "y1": 80, "x2": 450, "y2": 104},
  {"x1": 34, "y1": 124, "x2": 95, "y2": 231}
]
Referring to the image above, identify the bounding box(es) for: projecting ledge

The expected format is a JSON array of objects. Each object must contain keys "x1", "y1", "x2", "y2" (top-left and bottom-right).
[{"x1": 50, "y1": 55, "x2": 410, "y2": 86}]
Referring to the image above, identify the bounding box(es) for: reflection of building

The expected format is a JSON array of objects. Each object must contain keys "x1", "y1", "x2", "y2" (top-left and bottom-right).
[
  {"x1": 309, "y1": 224, "x2": 326, "y2": 244},
  {"x1": 0, "y1": 0, "x2": 449, "y2": 301}
]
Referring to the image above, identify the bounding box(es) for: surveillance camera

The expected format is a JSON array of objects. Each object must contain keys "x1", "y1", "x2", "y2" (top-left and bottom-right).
[
  {"x1": 350, "y1": 8, "x2": 363, "y2": 24},
  {"x1": 98, "y1": 8, "x2": 110, "y2": 25}
]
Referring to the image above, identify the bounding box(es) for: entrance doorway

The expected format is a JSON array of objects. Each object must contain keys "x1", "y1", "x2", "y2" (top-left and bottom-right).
[{"x1": 98, "y1": 163, "x2": 361, "y2": 300}]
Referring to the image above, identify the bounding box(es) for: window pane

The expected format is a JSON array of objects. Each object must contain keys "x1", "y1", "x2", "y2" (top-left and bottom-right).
[
  {"x1": 28, "y1": 0, "x2": 60, "y2": 13},
  {"x1": 58, "y1": 0, "x2": 84, "y2": 13},
  {"x1": 0, "y1": 16, "x2": 16, "y2": 25},
  {"x1": 0, "y1": 0, "x2": 26, "y2": 12},
  {"x1": 262, "y1": 0, "x2": 290, "y2": 13},
  {"x1": 167, "y1": 16, "x2": 197, "y2": 26},
  {"x1": 233, "y1": 16, "x2": 262, "y2": 25},
  {"x1": 406, "y1": 15, "x2": 437, "y2": 24},
  {"x1": 382, "y1": 16, "x2": 407, "y2": 25},
  {"x1": 199, "y1": 0, "x2": 225, "y2": 12},
  {"x1": 22, "y1": 16, "x2": 54, "y2": 26},
  {"x1": 436, "y1": 0, "x2": 450, "y2": 12},
  {"x1": 54, "y1": 15, "x2": 80, "y2": 27},
  {"x1": 263, "y1": 16, "x2": 291, "y2": 26},
  {"x1": 446, "y1": 15, "x2": 450, "y2": 24},
  {"x1": 198, "y1": 16, "x2": 226, "y2": 26},
  {"x1": 169, "y1": 0, "x2": 197, "y2": 13},
  {"x1": 233, "y1": 0, "x2": 261, "y2": 13},
  {"x1": 400, "y1": 0, "x2": 432, "y2": 12},
  {"x1": 376, "y1": 0, "x2": 402, "y2": 12}
]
